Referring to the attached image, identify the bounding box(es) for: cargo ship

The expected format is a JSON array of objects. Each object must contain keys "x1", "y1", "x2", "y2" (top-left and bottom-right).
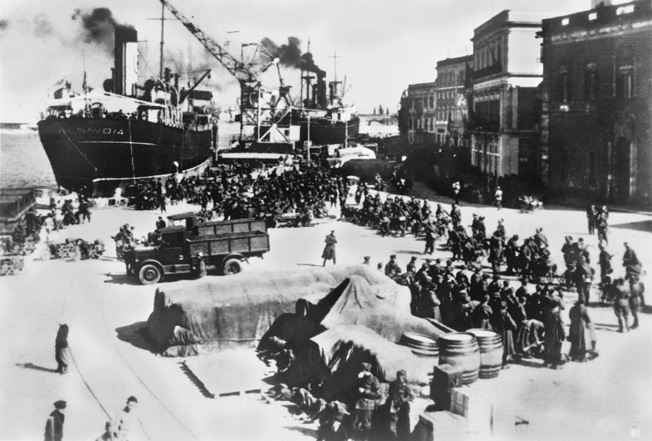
[
  {"x1": 295, "y1": 70, "x2": 359, "y2": 145},
  {"x1": 37, "y1": 27, "x2": 217, "y2": 196}
]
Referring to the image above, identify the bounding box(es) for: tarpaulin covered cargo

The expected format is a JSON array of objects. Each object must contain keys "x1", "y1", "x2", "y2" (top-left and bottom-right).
[
  {"x1": 146, "y1": 265, "x2": 399, "y2": 356},
  {"x1": 292, "y1": 325, "x2": 437, "y2": 401}
]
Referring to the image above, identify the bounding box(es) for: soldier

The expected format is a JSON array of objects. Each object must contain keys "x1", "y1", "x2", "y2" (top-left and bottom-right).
[
  {"x1": 54, "y1": 324, "x2": 70, "y2": 375},
  {"x1": 384, "y1": 370, "x2": 413, "y2": 439},
  {"x1": 351, "y1": 363, "x2": 381, "y2": 441},
  {"x1": 629, "y1": 275, "x2": 645, "y2": 330},
  {"x1": 44, "y1": 400, "x2": 66, "y2": 441},
  {"x1": 322, "y1": 230, "x2": 337, "y2": 266},
  {"x1": 385, "y1": 254, "x2": 402, "y2": 279},
  {"x1": 613, "y1": 278, "x2": 631, "y2": 333}
]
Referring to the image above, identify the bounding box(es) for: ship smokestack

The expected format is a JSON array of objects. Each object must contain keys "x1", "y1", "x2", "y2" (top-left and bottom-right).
[
  {"x1": 114, "y1": 26, "x2": 138, "y2": 96},
  {"x1": 317, "y1": 71, "x2": 327, "y2": 109}
]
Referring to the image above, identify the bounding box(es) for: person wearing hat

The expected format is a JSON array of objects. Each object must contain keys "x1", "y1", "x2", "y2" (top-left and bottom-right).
[
  {"x1": 322, "y1": 230, "x2": 337, "y2": 266},
  {"x1": 505, "y1": 235, "x2": 520, "y2": 275},
  {"x1": 194, "y1": 252, "x2": 207, "y2": 279},
  {"x1": 568, "y1": 298, "x2": 598, "y2": 362},
  {"x1": 155, "y1": 216, "x2": 166, "y2": 230},
  {"x1": 352, "y1": 362, "x2": 381, "y2": 439},
  {"x1": 543, "y1": 288, "x2": 566, "y2": 369},
  {"x1": 406, "y1": 256, "x2": 418, "y2": 274},
  {"x1": 44, "y1": 400, "x2": 66, "y2": 441},
  {"x1": 385, "y1": 255, "x2": 401, "y2": 280},
  {"x1": 384, "y1": 369, "x2": 413, "y2": 439}
]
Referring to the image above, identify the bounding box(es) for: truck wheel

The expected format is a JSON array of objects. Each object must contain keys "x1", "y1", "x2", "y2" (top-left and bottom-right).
[
  {"x1": 223, "y1": 258, "x2": 242, "y2": 275},
  {"x1": 139, "y1": 264, "x2": 162, "y2": 284}
]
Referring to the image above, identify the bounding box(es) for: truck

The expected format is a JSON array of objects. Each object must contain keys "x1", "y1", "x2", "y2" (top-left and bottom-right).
[{"x1": 126, "y1": 215, "x2": 270, "y2": 284}]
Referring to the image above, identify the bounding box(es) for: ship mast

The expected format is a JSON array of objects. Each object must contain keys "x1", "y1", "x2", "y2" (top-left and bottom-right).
[{"x1": 147, "y1": 4, "x2": 176, "y2": 78}]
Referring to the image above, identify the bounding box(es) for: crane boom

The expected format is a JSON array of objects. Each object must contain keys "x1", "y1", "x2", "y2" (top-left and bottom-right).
[{"x1": 159, "y1": 0, "x2": 276, "y2": 85}]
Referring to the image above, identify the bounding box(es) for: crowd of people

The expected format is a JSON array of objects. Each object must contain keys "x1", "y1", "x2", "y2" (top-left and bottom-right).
[
  {"x1": 265, "y1": 363, "x2": 413, "y2": 441},
  {"x1": 28, "y1": 153, "x2": 648, "y2": 441}
]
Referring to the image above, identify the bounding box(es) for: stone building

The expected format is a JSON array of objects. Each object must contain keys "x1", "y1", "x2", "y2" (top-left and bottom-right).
[
  {"x1": 469, "y1": 10, "x2": 543, "y2": 178},
  {"x1": 540, "y1": 0, "x2": 651, "y2": 205},
  {"x1": 434, "y1": 55, "x2": 474, "y2": 148},
  {"x1": 400, "y1": 82, "x2": 438, "y2": 144}
]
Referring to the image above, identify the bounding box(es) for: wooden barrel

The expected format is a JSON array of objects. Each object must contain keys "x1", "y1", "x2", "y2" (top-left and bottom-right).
[
  {"x1": 467, "y1": 329, "x2": 503, "y2": 379},
  {"x1": 399, "y1": 332, "x2": 439, "y2": 358},
  {"x1": 437, "y1": 333, "x2": 480, "y2": 385}
]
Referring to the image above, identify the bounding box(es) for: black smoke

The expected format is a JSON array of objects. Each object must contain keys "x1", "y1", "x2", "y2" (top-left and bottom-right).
[
  {"x1": 71, "y1": 7, "x2": 134, "y2": 52},
  {"x1": 261, "y1": 36, "x2": 325, "y2": 76}
]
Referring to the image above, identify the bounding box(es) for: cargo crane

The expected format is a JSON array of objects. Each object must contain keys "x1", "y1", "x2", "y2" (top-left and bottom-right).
[{"x1": 159, "y1": 0, "x2": 298, "y2": 146}]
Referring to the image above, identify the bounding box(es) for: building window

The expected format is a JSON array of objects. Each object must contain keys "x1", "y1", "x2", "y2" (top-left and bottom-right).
[
  {"x1": 558, "y1": 66, "x2": 571, "y2": 103},
  {"x1": 616, "y1": 66, "x2": 634, "y2": 100},
  {"x1": 584, "y1": 63, "x2": 599, "y2": 101}
]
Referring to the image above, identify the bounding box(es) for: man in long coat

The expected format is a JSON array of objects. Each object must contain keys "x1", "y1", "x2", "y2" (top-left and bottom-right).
[
  {"x1": 568, "y1": 299, "x2": 597, "y2": 362},
  {"x1": 322, "y1": 230, "x2": 337, "y2": 266}
]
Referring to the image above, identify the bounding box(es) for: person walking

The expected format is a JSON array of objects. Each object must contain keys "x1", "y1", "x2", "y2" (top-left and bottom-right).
[
  {"x1": 55, "y1": 324, "x2": 70, "y2": 375},
  {"x1": 494, "y1": 186, "x2": 503, "y2": 210},
  {"x1": 322, "y1": 230, "x2": 337, "y2": 266},
  {"x1": 44, "y1": 400, "x2": 66, "y2": 441}
]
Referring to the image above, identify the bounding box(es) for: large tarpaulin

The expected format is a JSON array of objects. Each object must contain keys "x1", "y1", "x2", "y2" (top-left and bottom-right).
[
  {"x1": 314, "y1": 276, "x2": 446, "y2": 343},
  {"x1": 146, "y1": 265, "x2": 399, "y2": 356},
  {"x1": 292, "y1": 325, "x2": 437, "y2": 401}
]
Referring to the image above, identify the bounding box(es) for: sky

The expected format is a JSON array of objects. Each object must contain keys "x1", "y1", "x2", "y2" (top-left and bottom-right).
[{"x1": 0, "y1": 0, "x2": 600, "y2": 123}]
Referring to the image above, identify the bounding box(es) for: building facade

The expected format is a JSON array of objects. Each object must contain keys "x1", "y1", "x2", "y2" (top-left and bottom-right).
[
  {"x1": 469, "y1": 10, "x2": 543, "y2": 178},
  {"x1": 434, "y1": 55, "x2": 474, "y2": 147},
  {"x1": 400, "y1": 82, "x2": 438, "y2": 144},
  {"x1": 540, "y1": 0, "x2": 652, "y2": 205}
]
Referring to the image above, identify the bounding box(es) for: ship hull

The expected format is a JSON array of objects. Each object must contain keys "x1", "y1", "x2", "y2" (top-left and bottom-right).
[
  {"x1": 300, "y1": 115, "x2": 360, "y2": 145},
  {"x1": 37, "y1": 117, "x2": 214, "y2": 194}
]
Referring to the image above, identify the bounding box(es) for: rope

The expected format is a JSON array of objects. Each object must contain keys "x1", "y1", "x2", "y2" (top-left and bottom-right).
[
  {"x1": 53, "y1": 119, "x2": 103, "y2": 179},
  {"x1": 69, "y1": 349, "x2": 111, "y2": 418},
  {"x1": 128, "y1": 118, "x2": 136, "y2": 181}
]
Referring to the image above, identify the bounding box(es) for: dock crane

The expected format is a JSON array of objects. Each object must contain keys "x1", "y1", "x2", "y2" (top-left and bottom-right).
[{"x1": 159, "y1": 0, "x2": 298, "y2": 146}]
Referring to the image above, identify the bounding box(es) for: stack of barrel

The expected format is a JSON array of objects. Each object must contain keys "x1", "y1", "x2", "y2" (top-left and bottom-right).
[{"x1": 425, "y1": 330, "x2": 503, "y2": 410}]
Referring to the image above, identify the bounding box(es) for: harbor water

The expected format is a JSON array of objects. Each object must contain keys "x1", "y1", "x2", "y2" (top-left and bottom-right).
[{"x1": 0, "y1": 123, "x2": 242, "y2": 189}]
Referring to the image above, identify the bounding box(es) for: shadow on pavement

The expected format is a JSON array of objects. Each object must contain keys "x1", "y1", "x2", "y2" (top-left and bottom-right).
[
  {"x1": 103, "y1": 273, "x2": 140, "y2": 285},
  {"x1": 16, "y1": 363, "x2": 58, "y2": 373},
  {"x1": 284, "y1": 425, "x2": 318, "y2": 437},
  {"x1": 610, "y1": 219, "x2": 652, "y2": 233},
  {"x1": 115, "y1": 322, "x2": 158, "y2": 353}
]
